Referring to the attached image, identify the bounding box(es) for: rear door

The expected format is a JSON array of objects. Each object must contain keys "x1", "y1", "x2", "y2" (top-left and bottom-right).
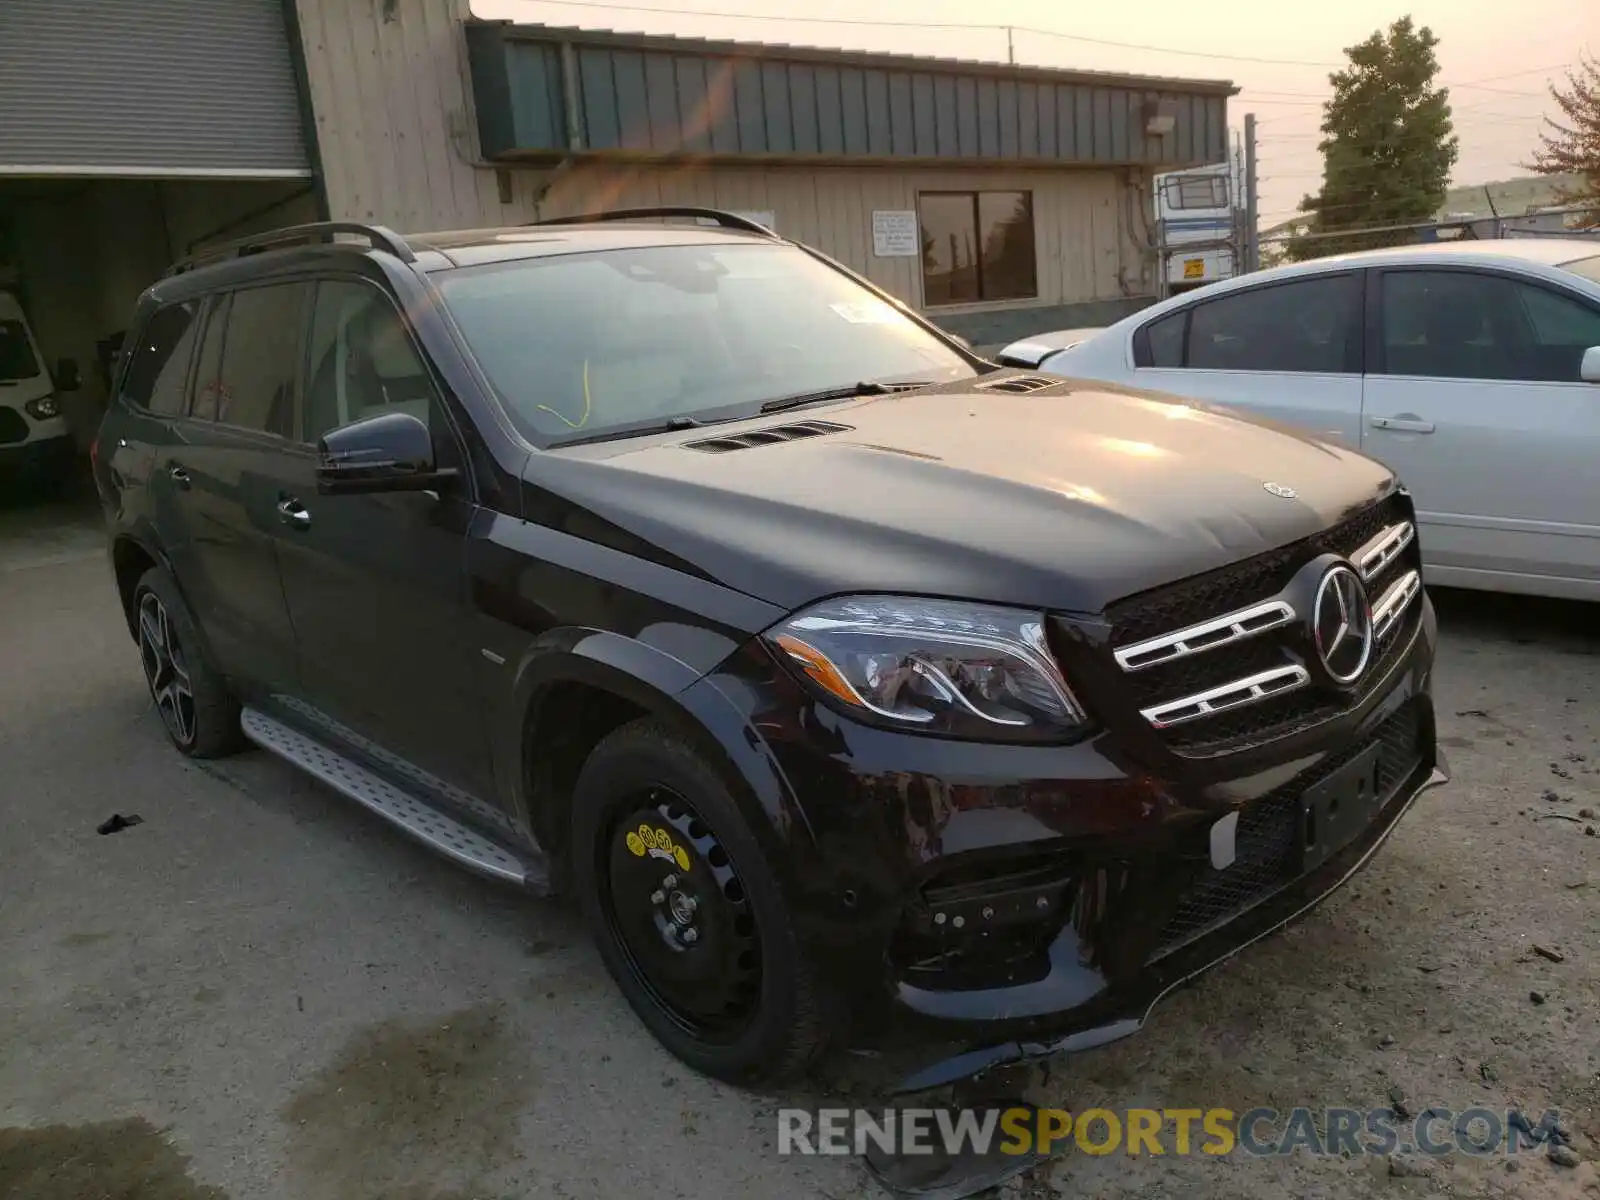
[
  {"x1": 1129, "y1": 272, "x2": 1367, "y2": 445},
  {"x1": 173, "y1": 282, "x2": 307, "y2": 694},
  {"x1": 1362, "y1": 267, "x2": 1600, "y2": 591}
]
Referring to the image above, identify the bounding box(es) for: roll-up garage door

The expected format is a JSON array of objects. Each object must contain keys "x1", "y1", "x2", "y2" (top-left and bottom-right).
[{"x1": 0, "y1": 0, "x2": 310, "y2": 177}]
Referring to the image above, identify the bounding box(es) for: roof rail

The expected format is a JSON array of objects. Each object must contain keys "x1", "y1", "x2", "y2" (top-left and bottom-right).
[
  {"x1": 167, "y1": 222, "x2": 417, "y2": 276},
  {"x1": 526, "y1": 206, "x2": 778, "y2": 237}
]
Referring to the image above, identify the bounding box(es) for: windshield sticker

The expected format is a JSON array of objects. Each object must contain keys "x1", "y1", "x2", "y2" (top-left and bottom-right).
[{"x1": 830, "y1": 300, "x2": 898, "y2": 325}]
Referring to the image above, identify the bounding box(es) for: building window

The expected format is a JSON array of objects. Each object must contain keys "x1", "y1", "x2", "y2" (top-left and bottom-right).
[{"x1": 919, "y1": 191, "x2": 1037, "y2": 306}]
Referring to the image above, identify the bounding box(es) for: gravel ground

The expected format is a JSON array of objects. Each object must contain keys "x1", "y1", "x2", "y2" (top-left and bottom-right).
[{"x1": 1, "y1": 487, "x2": 1596, "y2": 1200}]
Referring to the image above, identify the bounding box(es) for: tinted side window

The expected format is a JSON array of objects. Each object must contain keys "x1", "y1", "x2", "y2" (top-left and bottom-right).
[
  {"x1": 121, "y1": 301, "x2": 199, "y2": 414},
  {"x1": 1186, "y1": 276, "x2": 1359, "y2": 373},
  {"x1": 190, "y1": 294, "x2": 231, "y2": 422},
  {"x1": 1380, "y1": 271, "x2": 1600, "y2": 382},
  {"x1": 1138, "y1": 311, "x2": 1186, "y2": 367},
  {"x1": 215, "y1": 284, "x2": 305, "y2": 436},
  {"x1": 303, "y1": 280, "x2": 437, "y2": 442},
  {"x1": 1515, "y1": 283, "x2": 1600, "y2": 381}
]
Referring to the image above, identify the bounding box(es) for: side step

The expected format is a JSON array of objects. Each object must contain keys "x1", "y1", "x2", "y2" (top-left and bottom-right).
[{"x1": 240, "y1": 706, "x2": 539, "y2": 888}]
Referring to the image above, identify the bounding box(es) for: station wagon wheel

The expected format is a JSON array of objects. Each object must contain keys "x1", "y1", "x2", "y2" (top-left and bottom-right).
[
  {"x1": 138, "y1": 591, "x2": 196, "y2": 748},
  {"x1": 601, "y1": 791, "x2": 763, "y2": 1039},
  {"x1": 570, "y1": 718, "x2": 830, "y2": 1083}
]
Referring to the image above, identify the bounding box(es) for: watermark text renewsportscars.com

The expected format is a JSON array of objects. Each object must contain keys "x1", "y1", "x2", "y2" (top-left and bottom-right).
[{"x1": 778, "y1": 1106, "x2": 1566, "y2": 1158}]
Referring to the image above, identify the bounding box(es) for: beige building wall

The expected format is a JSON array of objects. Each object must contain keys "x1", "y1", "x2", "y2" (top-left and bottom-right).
[{"x1": 294, "y1": 0, "x2": 1155, "y2": 328}]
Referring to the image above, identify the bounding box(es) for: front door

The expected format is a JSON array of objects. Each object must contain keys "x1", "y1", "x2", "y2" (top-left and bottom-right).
[
  {"x1": 265, "y1": 276, "x2": 495, "y2": 804},
  {"x1": 1362, "y1": 267, "x2": 1600, "y2": 591}
]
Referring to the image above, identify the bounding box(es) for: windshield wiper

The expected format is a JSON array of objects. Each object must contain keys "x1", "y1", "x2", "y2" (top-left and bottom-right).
[
  {"x1": 551, "y1": 415, "x2": 707, "y2": 448},
  {"x1": 758, "y1": 380, "x2": 928, "y2": 415}
]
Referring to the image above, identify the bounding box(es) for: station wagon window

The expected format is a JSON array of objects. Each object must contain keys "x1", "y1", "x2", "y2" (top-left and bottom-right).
[
  {"x1": 1135, "y1": 275, "x2": 1359, "y2": 373},
  {"x1": 1379, "y1": 270, "x2": 1600, "y2": 383},
  {"x1": 303, "y1": 280, "x2": 436, "y2": 441},
  {"x1": 213, "y1": 284, "x2": 305, "y2": 436},
  {"x1": 120, "y1": 301, "x2": 199, "y2": 415},
  {"x1": 919, "y1": 191, "x2": 1038, "y2": 305}
]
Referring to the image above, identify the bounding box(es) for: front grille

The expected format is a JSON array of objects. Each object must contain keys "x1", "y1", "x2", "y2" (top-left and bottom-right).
[
  {"x1": 1150, "y1": 702, "x2": 1423, "y2": 958},
  {"x1": 0, "y1": 407, "x2": 28, "y2": 445},
  {"x1": 1107, "y1": 495, "x2": 1407, "y2": 643},
  {"x1": 1093, "y1": 494, "x2": 1423, "y2": 755}
]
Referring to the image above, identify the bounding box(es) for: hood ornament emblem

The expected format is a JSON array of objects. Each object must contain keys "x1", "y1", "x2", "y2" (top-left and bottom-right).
[{"x1": 1262, "y1": 481, "x2": 1297, "y2": 499}]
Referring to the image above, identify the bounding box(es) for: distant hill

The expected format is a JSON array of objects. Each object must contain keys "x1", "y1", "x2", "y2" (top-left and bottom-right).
[{"x1": 1440, "y1": 175, "x2": 1580, "y2": 218}]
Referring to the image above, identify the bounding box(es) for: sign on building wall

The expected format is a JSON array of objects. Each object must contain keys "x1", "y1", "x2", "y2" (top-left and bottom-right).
[{"x1": 872, "y1": 210, "x2": 920, "y2": 258}]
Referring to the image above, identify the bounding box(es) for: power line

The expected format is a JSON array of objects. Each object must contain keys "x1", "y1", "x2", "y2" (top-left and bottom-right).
[{"x1": 504, "y1": 0, "x2": 1345, "y2": 65}]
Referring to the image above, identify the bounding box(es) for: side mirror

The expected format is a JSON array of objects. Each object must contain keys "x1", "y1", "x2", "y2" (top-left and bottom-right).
[
  {"x1": 54, "y1": 357, "x2": 81, "y2": 392},
  {"x1": 1581, "y1": 346, "x2": 1600, "y2": 383},
  {"x1": 316, "y1": 410, "x2": 458, "y2": 495}
]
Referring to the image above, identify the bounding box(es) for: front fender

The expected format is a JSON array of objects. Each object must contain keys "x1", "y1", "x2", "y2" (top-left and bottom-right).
[{"x1": 492, "y1": 627, "x2": 814, "y2": 876}]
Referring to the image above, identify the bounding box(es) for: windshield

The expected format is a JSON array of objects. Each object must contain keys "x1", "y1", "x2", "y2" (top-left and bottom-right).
[
  {"x1": 435, "y1": 241, "x2": 974, "y2": 444},
  {"x1": 0, "y1": 318, "x2": 42, "y2": 383},
  {"x1": 1559, "y1": 253, "x2": 1600, "y2": 287}
]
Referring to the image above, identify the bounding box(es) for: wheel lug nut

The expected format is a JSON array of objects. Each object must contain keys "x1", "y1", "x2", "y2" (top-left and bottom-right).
[
  {"x1": 681, "y1": 927, "x2": 699, "y2": 944},
  {"x1": 650, "y1": 890, "x2": 666, "y2": 905}
]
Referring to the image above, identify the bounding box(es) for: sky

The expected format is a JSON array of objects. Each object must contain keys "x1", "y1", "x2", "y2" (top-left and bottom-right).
[{"x1": 473, "y1": 0, "x2": 1596, "y2": 226}]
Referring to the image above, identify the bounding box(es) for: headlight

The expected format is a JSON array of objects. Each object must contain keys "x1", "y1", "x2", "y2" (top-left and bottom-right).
[
  {"x1": 763, "y1": 595, "x2": 1089, "y2": 742},
  {"x1": 25, "y1": 395, "x2": 59, "y2": 420}
]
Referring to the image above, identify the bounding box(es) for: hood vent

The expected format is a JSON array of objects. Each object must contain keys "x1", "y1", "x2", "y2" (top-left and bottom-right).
[
  {"x1": 974, "y1": 374, "x2": 1059, "y2": 394},
  {"x1": 685, "y1": 420, "x2": 851, "y2": 453}
]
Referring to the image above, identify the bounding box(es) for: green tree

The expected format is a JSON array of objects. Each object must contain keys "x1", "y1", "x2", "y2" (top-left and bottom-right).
[
  {"x1": 1526, "y1": 55, "x2": 1600, "y2": 227},
  {"x1": 1285, "y1": 16, "x2": 1458, "y2": 261}
]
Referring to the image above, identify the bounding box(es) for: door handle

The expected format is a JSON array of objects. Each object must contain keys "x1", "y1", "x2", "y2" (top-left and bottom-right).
[
  {"x1": 1369, "y1": 415, "x2": 1435, "y2": 434},
  {"x1": 276, "y1": 497, "x2": 312, "y2": 530},
  {"x1": 168, "y1": 463, "x2": 192, "y2": 489}
]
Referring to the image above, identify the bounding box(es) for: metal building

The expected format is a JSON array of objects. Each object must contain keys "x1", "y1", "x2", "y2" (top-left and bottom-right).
[
  {"x1": 294, "y1": 0, "x2": 1232, "y2": 346},
  {"x1": 1, "y1": 0, "x2": 1232, "y2": 444}
]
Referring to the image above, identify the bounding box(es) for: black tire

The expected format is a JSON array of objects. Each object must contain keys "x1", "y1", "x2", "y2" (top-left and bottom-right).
[
  {"x1": 571, "y1": 718, "x2": 829, "y2": 1085},
  {"x1": 131, "y1": 566, "x2": 245, "y2": 759}
]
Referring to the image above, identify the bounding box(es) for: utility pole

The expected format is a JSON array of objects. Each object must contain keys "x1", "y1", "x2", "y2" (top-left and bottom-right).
[
  {"x1": 1006, "y1": 26, "x2": 1014, "y2": 65},
  {"x1": 1242, "y1": 112, "x2": 1259, "y2": 273}
]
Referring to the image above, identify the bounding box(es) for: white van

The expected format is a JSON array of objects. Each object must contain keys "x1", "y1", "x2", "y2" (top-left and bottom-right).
[{"x1": 0, "y1": 290, "x2": 75, "y2": 488}]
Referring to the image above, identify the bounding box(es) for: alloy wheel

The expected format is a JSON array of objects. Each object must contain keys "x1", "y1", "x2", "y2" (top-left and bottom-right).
[{"x1": 137, "y1": 591, "x2": 196, "y2": 747}]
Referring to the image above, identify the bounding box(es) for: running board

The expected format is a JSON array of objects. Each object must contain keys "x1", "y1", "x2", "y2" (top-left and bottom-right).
[{"x1": 240, "y1": 707, "x2": 540, "y2": 888}]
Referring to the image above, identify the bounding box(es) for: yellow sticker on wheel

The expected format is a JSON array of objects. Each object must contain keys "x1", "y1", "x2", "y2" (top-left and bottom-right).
[{"x1": 632, "y1": 824, "x2": 692, "y2": 868}]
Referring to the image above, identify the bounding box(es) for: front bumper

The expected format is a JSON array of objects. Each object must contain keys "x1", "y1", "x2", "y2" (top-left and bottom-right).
[{"x1": 693, "y1": 588, "x2": 1442, "y2": 1085}]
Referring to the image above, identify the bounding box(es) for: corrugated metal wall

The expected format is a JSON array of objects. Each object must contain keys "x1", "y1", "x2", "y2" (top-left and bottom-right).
[
  {"x1": 532, "y1": 163, "x2": 1145, "y2": 312},
  {"x1": 0, "y1": 0, "x2": 309, "y2": 176},
  {"x1": 468, "y1": 24, "x2": 1229, "y2": 169},
  {"x1": 295, "y1": 0, "x2": 1153, "y2": 313}
]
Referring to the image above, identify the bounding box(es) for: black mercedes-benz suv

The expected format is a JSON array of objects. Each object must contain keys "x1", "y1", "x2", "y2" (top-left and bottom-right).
[{"x1": 94, "y1": 210, "x2": 1446, "y2": 1087}]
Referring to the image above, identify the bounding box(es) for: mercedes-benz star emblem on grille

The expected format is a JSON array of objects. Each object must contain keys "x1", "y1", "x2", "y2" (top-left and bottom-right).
[
  {"x1": 1313, "y1": 564, "x2": 1374, "y2": 685},
  {"x1": 1262, "y1": 481, "x2": 1297, "y2": 499}
]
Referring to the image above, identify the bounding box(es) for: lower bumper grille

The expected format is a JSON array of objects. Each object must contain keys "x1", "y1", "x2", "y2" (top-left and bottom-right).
[{"x1": 1149, "y1": 702, "x2": 1424, "y2": 959}]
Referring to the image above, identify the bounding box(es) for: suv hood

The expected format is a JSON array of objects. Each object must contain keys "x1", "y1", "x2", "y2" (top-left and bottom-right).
[{"x1": 530, "y1": 376, "x2": 1398, "y2": 618}]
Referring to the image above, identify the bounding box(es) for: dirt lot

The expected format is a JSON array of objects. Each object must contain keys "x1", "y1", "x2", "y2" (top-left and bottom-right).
[{"x1": 1, "y1": 488, "x2": 1596, "y2": 1200}]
